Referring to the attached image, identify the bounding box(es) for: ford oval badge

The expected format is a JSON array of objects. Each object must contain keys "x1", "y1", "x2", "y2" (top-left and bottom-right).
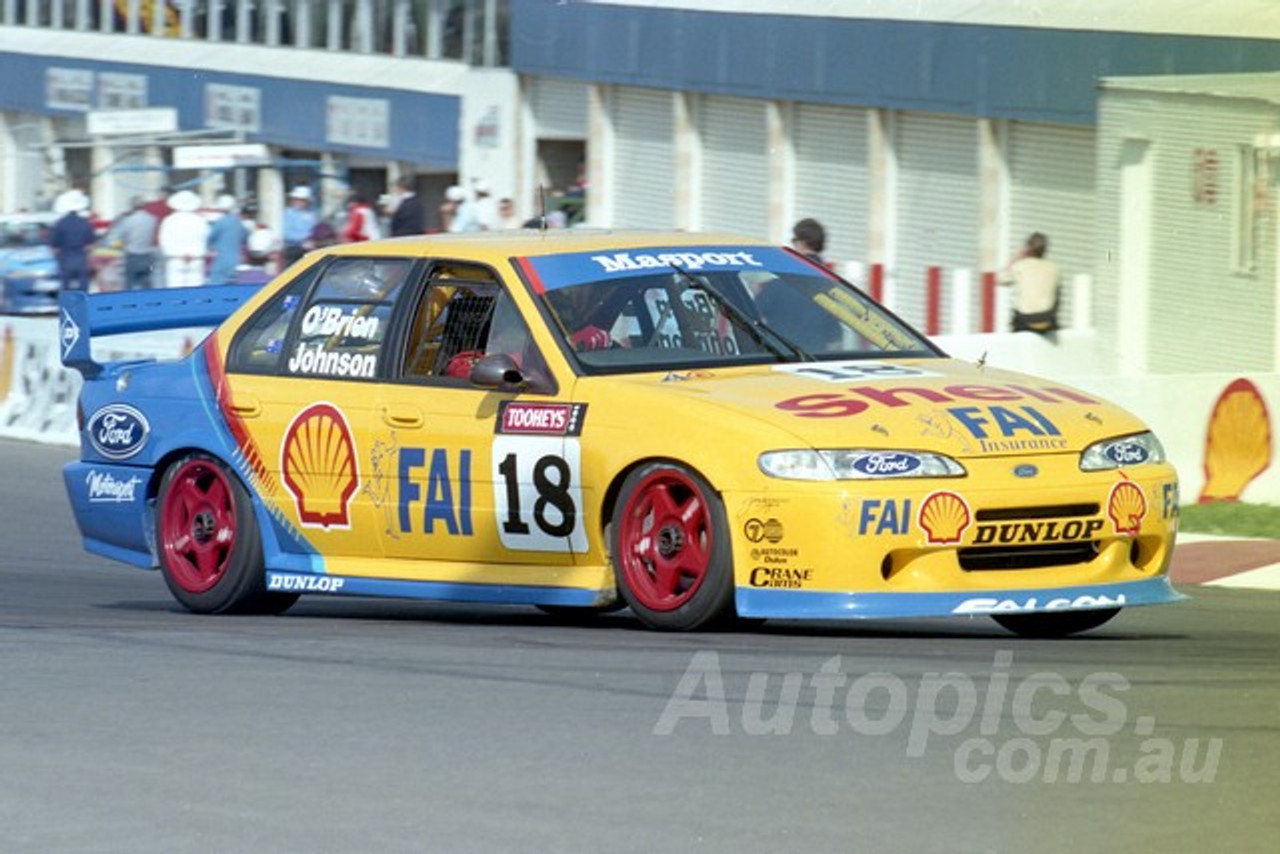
[
  {"x1": 1012, "y1": 464, "x2": 1039, "y2": 478},
  {"x1": 1104, "y1": 442, "x2": 1149, "y2": 465},
  {"x1": 852, "y1": 452, "x2": 923, "y2": 477},
  {"x1": 87, "y1": 404, "x2": 150, "y2": 461}
]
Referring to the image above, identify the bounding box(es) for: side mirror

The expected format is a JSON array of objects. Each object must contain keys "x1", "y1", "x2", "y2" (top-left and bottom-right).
[{"x1": 470, "y1": 353, "x2": 525, "y2": 389}]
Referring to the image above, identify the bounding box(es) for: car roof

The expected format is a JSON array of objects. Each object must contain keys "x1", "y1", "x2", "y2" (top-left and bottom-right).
[{"x1": 318, "y1": 228, "x2": 776, "y2": 261}]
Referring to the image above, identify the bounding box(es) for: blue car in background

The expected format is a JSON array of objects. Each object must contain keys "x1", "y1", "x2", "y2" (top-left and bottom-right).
[{"x1": 0, "y1": 212, "x2": 61, "y2": 315}]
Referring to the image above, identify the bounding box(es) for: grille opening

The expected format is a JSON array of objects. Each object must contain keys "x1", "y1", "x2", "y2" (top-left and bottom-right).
[
  {"x1": 975, "y1": 504, "x2": 1099, "y2": 522},
  {"x1": 959, "y1": 541, "x2": 1101, "y2": 571}
]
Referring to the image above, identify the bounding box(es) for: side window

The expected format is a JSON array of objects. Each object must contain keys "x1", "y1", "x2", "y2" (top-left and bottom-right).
[
  {"x1": 400, "y1": 264, "x2": 548, "y2": 385},
  {"x1": 283, "y1": 257, "x2": 414, "y2": 381},
  {"x1": 227, "y1": 267, "x2": 319, "y2": 373}
]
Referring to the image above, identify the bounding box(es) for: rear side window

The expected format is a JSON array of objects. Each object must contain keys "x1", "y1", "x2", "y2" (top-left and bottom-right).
[
  {"x1": 228, "y1": 257, "x2": 415, "y2": 379},
  {"x1": 227, "y1": 268, "x2": 318, "y2": 372},
  {"x1": 285, "y1": 258, "x2": 412, "y2": 381}
]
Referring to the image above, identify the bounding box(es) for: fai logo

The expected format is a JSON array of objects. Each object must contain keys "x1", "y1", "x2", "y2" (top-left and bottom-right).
[
  {"x1": 281, "y1": 403, "x2": 360, "y2": 529},
  {"x1": 918, "y1": 491, "x2": 971, "y2": 545},
  {"x1": 86, "y1": 404, "x2": 150, "y2": 460}
]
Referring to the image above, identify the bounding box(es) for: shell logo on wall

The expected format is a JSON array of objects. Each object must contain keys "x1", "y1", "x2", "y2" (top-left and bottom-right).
[
  {"x1": 918, "y1": 491, "x2": 971, "y2": 545},
  {"x1": 0, "y1": 325, "x2": 12, "y2": 404},
  {"x1": 281, "y1": 402, "x2": 360, "y2": 529},
  {"x1": 1200, "y1": 378, "x2": 1272, "y2": 503},
  {"x1": 1107, "y1": 480, "x2": 1147, "y2": 536}
]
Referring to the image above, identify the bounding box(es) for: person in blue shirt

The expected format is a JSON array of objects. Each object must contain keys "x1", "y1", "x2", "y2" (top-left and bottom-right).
[
  {"x1": 281, "y1": 185, "x2": 317, "y2": 266},
  {"x1": 206, "y1": 194, "x2": 248, "y2": 285},
  {"x1": 49, "y1": 189, "x2": 97, "y2": 292}
]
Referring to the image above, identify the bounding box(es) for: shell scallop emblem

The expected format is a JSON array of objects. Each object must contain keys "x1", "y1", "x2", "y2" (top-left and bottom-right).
[
  {"x1": 918, "y1": 491, "x2": 971, "y2": 545},
  {"x1": 1107, "y1": 480, "x2": 1147, "y2": 536},
  {"x1": 1200, "y1": 378, "x2": 1272, "y2": 503},
  {"x1": 281, "y1": 403, "x2": 359, "y2": 529}
]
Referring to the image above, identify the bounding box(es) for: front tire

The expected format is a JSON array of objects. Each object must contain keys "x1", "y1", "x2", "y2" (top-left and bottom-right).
[
  {"x1": 610, "y1": 463, "x2": 734, "y2": 630},
  {"x1": 992, "y1": 608, "x2": 1120, "y2": 638},
  {"x1": 156, "y1": 454, "x2": 297, "y2": 615}
]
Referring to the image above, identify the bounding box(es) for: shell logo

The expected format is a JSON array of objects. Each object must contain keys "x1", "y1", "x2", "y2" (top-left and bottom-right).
[
  {"x1": 0, "y1": 325, "x2": 13, "y2": 403},
  {"x1": 1107, "y1": 480, "x2": 1147, "y2": 537},
  {"x1": 1200, "y1": 378, "x2": 1272, "y2": 503},
  {"x1": 918, "y1": 491, "x2": 971, "y2": 545},
  {"x1": 281, "y1": 402, "x2": 359, "y2": 529}
]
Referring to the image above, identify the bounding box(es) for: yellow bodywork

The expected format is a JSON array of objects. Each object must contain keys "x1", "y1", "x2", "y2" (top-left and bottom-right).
[{"x1": 205, "y1": 231, "x2": 1178, "y2": 612}]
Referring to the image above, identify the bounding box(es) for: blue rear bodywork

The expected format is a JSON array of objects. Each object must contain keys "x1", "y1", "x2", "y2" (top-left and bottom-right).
[{"x1": 58, "y1": 286, "x2": 320, "y2": 570}]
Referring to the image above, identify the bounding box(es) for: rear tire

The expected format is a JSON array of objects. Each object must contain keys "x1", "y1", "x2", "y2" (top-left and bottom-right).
[
  {"x1": 156, "y1": 454, "x2": 297, "y2": 615},
  {"x1": 992, "y1": 608, "x2": 1120, "y2": 638},
  {"x1": 610, "y1": 462, "x2": 734, "y2": 631}
]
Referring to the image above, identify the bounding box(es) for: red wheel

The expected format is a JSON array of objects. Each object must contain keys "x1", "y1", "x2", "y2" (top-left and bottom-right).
[
  {"x1": 157, "y1": 454, "x2": 296, "y2": 614},
  {"x1": 610, "y1": 463, "x2": 734, "y2": 630},
  {"x1": 160, "y1": 458, "x2": 238, "y2": 594}
]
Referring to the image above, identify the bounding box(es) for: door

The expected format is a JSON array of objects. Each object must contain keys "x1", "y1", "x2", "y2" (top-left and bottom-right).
[
  {"x1": 370, "y1": 261, "x2": 588, "y2": 587},
  {"x1": 223, "y1": 255, "x2": 417, "y2": 560}
]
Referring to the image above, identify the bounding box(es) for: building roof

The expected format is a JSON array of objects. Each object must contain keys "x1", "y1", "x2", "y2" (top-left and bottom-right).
[{"x1": 586, "y1": 0, "x2": 1280, "y2": 39}]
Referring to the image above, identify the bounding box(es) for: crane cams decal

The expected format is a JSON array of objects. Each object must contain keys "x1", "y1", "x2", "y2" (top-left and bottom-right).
[{"x1": 86, "y1": 404, "x2": 150, "y2": 460}]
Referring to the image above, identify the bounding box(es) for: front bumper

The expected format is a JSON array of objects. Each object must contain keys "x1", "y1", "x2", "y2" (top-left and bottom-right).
[
  {"x1": 736, "y1": 575, "x2": 1185, "y2": 619},
  {"x1": 725, "y1": 456, "x2": 1180, "y2": 616}
]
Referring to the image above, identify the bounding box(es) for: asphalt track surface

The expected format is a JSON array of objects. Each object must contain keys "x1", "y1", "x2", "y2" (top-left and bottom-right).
[{"x1": 2, "y1": 438, "x2": 1276, "y2": 854}]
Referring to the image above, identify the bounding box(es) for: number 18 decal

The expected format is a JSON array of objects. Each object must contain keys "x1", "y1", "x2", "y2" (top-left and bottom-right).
[{"x1": 493, "y1": 435, "x2": 587, "y2": 553}]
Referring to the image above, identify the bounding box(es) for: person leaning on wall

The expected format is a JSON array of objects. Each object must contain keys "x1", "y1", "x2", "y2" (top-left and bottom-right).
[{"x1": 999, "y1": 231, "x2": 1061, "y2": 336}]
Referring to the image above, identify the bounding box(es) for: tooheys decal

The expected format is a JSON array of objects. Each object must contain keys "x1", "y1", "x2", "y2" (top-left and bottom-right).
[
  {"x1": 496, "y1": 402, "x2": 587, "y2": 436},
  {"x1": 281, "y1": 402, "x2": 360, "y2": 529}
]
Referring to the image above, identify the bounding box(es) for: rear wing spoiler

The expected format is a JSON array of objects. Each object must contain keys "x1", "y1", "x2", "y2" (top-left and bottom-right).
[{"x1": 59, "y1": 285, "x2": 264, "y2": 378}]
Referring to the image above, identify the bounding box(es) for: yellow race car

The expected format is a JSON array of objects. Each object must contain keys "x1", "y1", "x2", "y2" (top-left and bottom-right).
[{"x1": 59, "y1": 230, "x2": 1182, "y2": 635}]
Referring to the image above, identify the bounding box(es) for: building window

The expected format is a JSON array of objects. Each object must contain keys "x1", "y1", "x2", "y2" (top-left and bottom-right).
[{"x1": 1233, "y1": 146, "x2": 1270, "y2": 274}]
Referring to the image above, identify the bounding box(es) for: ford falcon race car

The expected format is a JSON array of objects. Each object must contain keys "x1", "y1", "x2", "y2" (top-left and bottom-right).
[{"x1": 59, "y1": 230, "x2": 1183, "y2": 635}]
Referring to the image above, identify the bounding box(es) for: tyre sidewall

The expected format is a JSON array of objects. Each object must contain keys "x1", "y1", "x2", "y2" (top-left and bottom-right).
[
  {"x1": 157, "y1": 454, "x2": 274, "y2": 614},
  {"x1": 610, "y1": 462, "x2": 735, "y2": 631}
]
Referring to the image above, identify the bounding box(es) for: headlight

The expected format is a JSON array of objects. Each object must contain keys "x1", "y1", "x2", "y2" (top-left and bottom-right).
[
  {"x1": 758, "y1": 449, "x2": 966, "y2": 481},
  {"x1": 1079, "y1": 431, "x2": 1166, "y2": 471}
]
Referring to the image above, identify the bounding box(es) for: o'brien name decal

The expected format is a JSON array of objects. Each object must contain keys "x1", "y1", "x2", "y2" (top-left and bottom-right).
[
  {"x1": 590, "y1": 251, "x2": 763, "y2": 274},
  {"x1": 496, "y1": 402, "x2": 587, "y2": 436},
  {"x1": 287, "y1": 343, "x2": 377, "y2": 378},
  {"x1": 301, "y1": 305, "x2": 381, "y2": 340},
  {"x1": 85, "y1": 470, "x2": 142, "y2": 503}
]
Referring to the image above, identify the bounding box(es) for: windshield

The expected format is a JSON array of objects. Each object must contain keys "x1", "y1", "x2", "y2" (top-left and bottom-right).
[{"x1": 521, "y1": 244, "x2": 938, "y2": 372}]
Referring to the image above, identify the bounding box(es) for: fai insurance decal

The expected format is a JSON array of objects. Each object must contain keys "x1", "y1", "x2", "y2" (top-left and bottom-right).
[{"x1": 384, "y1": 402, "x2": 590, "y2": 552}]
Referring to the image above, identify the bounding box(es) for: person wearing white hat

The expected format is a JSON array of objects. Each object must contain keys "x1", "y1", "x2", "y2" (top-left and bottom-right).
[
  {"x1": 449, "y1": 181, "x2": 492, "y2": 233},
  {"x1": 206, "y1": 194, "x2": 248, "y2": 285},
  {"x1": 49, "y1": 188, "x2": 96, "y2": 292},
  {"x1": 158, "y1": 189, "x2": 210, "y2": 287},
  {"x1": 440, "y1": 185, "x2": 466, "y2": 233},
  {"x1": 282, "y1": 185, "x2": 317, "y2": 265}
]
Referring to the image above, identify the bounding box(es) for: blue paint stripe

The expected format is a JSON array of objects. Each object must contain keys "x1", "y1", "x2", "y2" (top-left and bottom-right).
[
  {"x1": 735, "y1": 577, "x2": 1185, "y2": 620},
  {"x1": 265, "y1": 572, "x2": 608, "y2": 607}
]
